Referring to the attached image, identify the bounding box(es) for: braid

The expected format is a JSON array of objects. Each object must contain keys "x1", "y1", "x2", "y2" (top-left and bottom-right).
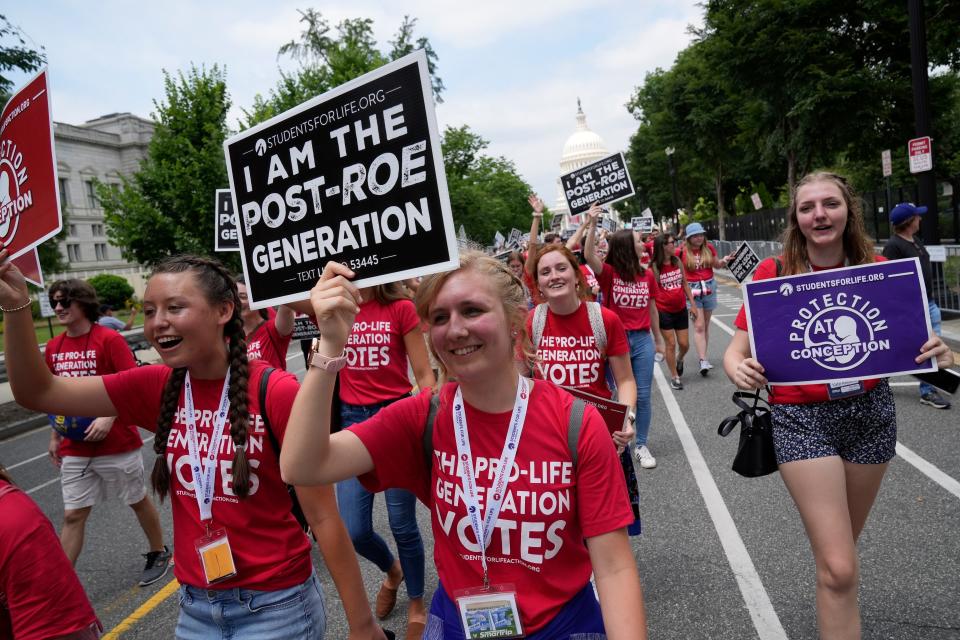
[
  {"x1": 150, "y1": 254, "x2": 253, "y2": 499},
  {"x1": 151, "y1": 367, "x2": 187, "y2": 501},
  {"x1": 225, "y1": 314, "x2": 252, "y2": 498}
]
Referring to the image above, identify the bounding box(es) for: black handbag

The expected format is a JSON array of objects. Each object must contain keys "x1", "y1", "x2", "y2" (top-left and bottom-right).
[{"x1": 717, "y1": 390, "x2": 778, "y2": 477}]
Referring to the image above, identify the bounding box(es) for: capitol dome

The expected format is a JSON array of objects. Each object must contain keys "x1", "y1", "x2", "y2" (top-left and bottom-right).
[
  {"x1": 553, "y1": 101, "x2": 613, "y2": 231},
  {"x1": 560, "y1": 102, "x2": 608, "y2": 172}
]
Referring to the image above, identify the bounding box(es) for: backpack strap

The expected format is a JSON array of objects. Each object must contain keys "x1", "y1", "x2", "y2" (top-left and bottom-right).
[
  {"x1": 422, "y1": 391, "x2": 441, "y2": 473},
  {"x1": 531, "y1": 303, "x2": 549, "y2": 351},
  {"x1": 260, "y1": 367, "x2": 276, "y2": 446},
  {"x1": 584, "y1": 302, "x2": 607, "y2": 356},
  {"x1": 567, "y1": 399, "x2": 586, "y2": 469}
]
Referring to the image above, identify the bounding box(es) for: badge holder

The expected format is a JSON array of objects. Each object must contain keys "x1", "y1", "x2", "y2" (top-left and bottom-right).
[
  {"x1": 195, "y1": 525, "x2": 237, "y2": 585},
  {"x1": 454, "y1": 583, "x2": 523, "y2": 639},
  {"x1": 827, "y1": 379, "x2": 865, "y2": 401}
]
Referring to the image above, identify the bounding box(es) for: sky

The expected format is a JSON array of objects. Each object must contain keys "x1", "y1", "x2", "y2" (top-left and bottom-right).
[{"x1": 7, "y1": 1, "x2": 703, "y2": 209}]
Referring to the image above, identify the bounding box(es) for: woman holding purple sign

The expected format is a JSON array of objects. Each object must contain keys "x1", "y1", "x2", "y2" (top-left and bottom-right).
[{"x1": 723, "y1": 172, "x2": 953, "y2": 639}]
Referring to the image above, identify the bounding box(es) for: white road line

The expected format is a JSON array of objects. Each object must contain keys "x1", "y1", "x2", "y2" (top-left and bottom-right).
[
  {"x1": 711, "y1": 311, "x2": 960, "y2": 500},
  {"x1": 895, "y1": 442, "x2": 960, "y2": 500},
  {"x1": 712, "y1": 316, "x2": 735, "y2": 337},
  {"x1": 25, "y1": 478, "x2": 59, "y2": 495},
  {"x1": 7, "y1": 451, "x2": 47, "y2": 470},
  {"x1": 654, "y1": 366, "x2": 787, "y2": 639}
]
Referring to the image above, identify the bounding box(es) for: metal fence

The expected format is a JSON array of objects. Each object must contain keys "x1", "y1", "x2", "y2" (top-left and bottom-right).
[{"x1": 711, "y1": 239, "x2": 960, "y2": 313}]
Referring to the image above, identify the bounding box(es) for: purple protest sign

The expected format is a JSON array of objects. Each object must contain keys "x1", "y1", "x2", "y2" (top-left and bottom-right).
[{"x1": 743, "y1": 258, "x2": 935, "y2": 385}]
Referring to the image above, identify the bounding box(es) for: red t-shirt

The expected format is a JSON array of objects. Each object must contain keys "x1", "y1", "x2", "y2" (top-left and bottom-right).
[
  {"x1": 678, "y1": 243, "x2": 718, "y2": 282},
  {"x1": 340, "y1": 299, "x2": 420, "y2": 405},
  {"x1": 0, "y1": 481, "x2": 100, "y2": 640},
  {"x1": 526, "y1": 303, "x2": 628, "y2": 398},
  {"x1": 350, "y1": 381, "x2": 633, "y2": 634},
  {"x1": 597, "y1": 263, "x2": 659, "y2": 331},
  {"x1": 734, "y1": 256, "x2": 882, "y2": 404},
  {"x1": 102, "y1": 361, "x2": 312, "y2": 590},
  {"x1": 246, "y1": 318, "x2": 293, "y2": 370},
  {"x1": 44, "y1": 324, "x2": 143, "y2": 458},
  {"x1": 654, "y1": 262, "x2": 687, "y2": 313}
]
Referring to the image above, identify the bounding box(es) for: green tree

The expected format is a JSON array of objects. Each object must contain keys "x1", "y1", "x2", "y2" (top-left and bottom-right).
[
  {"x1": 87, "y1": 273, "x2": 134, "y2": 308},
  {"x1": 0, "y1": 14, "x2": 45, "y2": 103},
  {"x1": 98, "y1": 65, "x2": 235, "y2": 268},
  {"x1": 441, "y1": 126, "x2": 535, "y2": 244},
  {"x1": 243, "y1": 10, "x2": 442, "y2": 127}
]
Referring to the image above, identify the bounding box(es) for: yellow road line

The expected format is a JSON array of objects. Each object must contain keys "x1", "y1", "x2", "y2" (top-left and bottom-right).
[{"x1": 101, "y1": 578, "x2": 179, "y2": 639}]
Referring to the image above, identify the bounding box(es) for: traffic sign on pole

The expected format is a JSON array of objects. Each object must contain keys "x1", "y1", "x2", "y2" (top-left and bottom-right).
[
  {"x1": 908, "y1": 136, "x2": 932, "y2": 173},
  {"x1": 881, "y1": 149, "x2": 892, "y2": 177}
]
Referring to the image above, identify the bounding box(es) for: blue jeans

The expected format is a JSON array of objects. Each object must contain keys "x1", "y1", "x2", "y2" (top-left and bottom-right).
[
  {"x1": 175, "y1": 572, "x2": 326, "y2": 639},
  {"x1": 920, "y1": 301, "x2": 943, "y2": 396},
  {"x1": 627, "y1": 330, "x2": 655, "y2": 446},
  {"x1": 338, "y1": 400, "x2": 426, "y2": 599}
]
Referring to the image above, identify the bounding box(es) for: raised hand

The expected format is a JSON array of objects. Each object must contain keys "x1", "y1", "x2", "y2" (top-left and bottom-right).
[
  {"x1": 528, "y1": 194, "x2": 544, "y2": 216},
  {"x1": 309, "y1": 261, "x2": 362, "y2": 352},
  {"x1": 0, "y1": 249, "x2": 30, "y2": 310}
]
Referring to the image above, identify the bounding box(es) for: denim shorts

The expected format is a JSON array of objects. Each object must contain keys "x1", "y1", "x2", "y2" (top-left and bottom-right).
[
  {"x1": 688, "y1": 278, "x2": 717, "y2": 311},
  {"x1": 175, "y1": 571, "x2": 326, "y2": 640},
  {"x1": 772, "y1": 380, "x2": 896, "y2": 465}
]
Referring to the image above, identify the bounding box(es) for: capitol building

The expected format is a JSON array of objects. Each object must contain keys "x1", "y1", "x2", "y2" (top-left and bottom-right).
[{"x1": 552, "y1": 101, "x2": 620, "y2": 235}]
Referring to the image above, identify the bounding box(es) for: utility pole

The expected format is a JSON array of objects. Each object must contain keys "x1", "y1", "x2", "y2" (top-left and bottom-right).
[{"x1": 908, "y1": 0, "x2": 940, "y2": 245}]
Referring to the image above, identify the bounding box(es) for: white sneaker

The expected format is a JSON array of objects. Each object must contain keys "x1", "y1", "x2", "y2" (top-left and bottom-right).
[
  {"x1": 634, "y1": 445, "x2": 657, "y2": 469},
  {"x1": 699, "y1": 359, "x2": 713, "y2": 376}
]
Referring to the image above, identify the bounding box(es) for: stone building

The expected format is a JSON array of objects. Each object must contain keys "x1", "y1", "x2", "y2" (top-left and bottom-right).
[
  {"x1": 52, "y1": 112, "x2": 153, "y2": 293},
  {"x1": 552, "y1": 101, "x2": 619, "y2": 234}
]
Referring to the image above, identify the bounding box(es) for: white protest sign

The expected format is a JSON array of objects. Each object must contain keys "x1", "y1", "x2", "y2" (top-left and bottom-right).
[
  {"x1": 559, "y1": 151, "x2": 635, "y2": 215},
  {"x1": 751, "y1": 193, "x2": 763, "y2": 210},
  {"x1": 494, "y1": 230, "x2": 505, "y2": 247},
  {"x1": 223, "y1": 50, "x2": 458, "y2": 309},
  {"x1": 214, "y1": 189, "x2": 240, "y2": 252},
  {"x1": 637, "y1": 216, "x2": 654, "y2": 234}
]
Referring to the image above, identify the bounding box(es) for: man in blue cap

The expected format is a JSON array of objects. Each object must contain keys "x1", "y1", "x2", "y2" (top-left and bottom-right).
[{"x1": 882, "y1": 202, "x2": 951, "y2": 409}]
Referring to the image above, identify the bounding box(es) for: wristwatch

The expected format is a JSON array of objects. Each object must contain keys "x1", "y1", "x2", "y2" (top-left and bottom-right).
[
  {"x1": 627, "y1": 411, "x2": 636, "y2": 423},
  {"x1": 308, "y1": 338, "x2": 348, "y2": 372}
]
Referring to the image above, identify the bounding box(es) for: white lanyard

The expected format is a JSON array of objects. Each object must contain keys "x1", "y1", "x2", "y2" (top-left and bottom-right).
[
  {"x1": 452, "y1": 376, "x2": 530, "y2": 588},
  {"x1": 183, "y1": 368, "x2": 231, "y2": 523}
]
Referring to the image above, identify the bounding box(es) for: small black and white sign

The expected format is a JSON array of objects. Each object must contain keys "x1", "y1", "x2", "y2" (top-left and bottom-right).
[
  {"x1": 214, "y1": 189, "x2": 240, "y2": 252},
  {"x1": 291, "y1": 315, "x2": 321, "y2": 340},
  {"x1": 493, "y1": 230, "x2": 505, "y2": 248},
  {"x1": 727, "y1": 242, "x2": 761, "y2": 283},
  {"x1": 223, "y1": 50, "x2": 459, "y2": 308},
  {"x1": 559, "y1": 151, "x2": 635, "y2": 215}
]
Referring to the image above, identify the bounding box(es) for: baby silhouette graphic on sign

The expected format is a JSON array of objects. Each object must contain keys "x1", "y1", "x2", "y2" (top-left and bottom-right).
[{"x1": 822, "y1": 315, "x2": 859, "y2": 364}]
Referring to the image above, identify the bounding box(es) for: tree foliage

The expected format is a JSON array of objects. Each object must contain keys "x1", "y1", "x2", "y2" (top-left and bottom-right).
[
  {"x1": 442, "y1": 126, "x2": 536, "y2": 245},
  {"x1": 243, "y1": 10, "x2": 443, "y2": 127},
  {"x1": 98, "y1": 65, "x2": 235, "y2": 268},
  {"x1": 0, "y1": 14, "x2": 45, "y2": 103},
  {"x1": 87, "y1": 273, "x2": 134, "y2": 308},
  {"x1": 625, "y1": 0, "x2": 960, "y2": 230}
]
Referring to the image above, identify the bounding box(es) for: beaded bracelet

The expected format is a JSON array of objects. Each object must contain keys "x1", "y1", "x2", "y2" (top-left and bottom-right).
[{"x1": 0, "y1": 297, "x2": 32, "y2": 313}]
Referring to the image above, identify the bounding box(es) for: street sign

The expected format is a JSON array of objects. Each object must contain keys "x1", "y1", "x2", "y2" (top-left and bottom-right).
[
  {"x1": 881, "y1": 149, "x2": 892, "y2": 177},
  {"x1": 908, "y1": 137, "x2": 932, "y2": 174}
]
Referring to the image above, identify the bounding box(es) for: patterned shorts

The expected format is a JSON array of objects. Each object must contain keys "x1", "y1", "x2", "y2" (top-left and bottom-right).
[{"x1": 772, "y1": 380, "x2": 897, "y2": 465}]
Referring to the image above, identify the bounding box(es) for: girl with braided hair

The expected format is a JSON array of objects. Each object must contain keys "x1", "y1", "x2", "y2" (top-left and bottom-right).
[{"x1": 0, "y1": 253, "x2": 386, "y2": 640}]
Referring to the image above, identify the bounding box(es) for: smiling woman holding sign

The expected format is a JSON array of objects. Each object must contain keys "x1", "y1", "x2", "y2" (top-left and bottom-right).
[
  {"x1": 723, "y1": 172, "x2": 953, "y2": 639},
  {"x1": 281, "y1": 252, "x2": 647, "y2": 639},
  {"x1": 0, "y1": 253, "x2": 387, "y2": 640}
]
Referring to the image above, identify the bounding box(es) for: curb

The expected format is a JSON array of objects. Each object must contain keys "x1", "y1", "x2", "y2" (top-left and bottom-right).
[{"x1": 0, "y1": 413, "x2": 48, "y2": 442}]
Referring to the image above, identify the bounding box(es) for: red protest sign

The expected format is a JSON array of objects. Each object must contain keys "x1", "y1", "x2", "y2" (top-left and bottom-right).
[
  {"x1": 0, "y1": 68, "x2": 61, "y2": 261},
  {"x1": 11, "y1": 247, "x2": 43, "y2": 287}
]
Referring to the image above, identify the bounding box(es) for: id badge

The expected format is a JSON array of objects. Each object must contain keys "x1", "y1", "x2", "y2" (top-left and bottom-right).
[
  {"x1": 827, "y1": 379, "x2": 865, "y2": 401},
  {"x1": 454, "y1": 584, "x2": 523, "y2": 639},
  {"x1": 195, "y1": 527, "x2": 237, "y2": 585}
]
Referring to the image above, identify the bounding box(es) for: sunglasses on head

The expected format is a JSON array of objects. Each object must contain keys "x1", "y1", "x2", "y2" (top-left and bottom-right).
[{"x1": 50, "y1": 296, "x2": 73, "y2": 308}]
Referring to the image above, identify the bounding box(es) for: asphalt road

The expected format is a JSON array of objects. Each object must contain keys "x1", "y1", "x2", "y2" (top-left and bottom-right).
[{"x1": 3, "y1": 278, "x2": 959, "y2": 639}]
